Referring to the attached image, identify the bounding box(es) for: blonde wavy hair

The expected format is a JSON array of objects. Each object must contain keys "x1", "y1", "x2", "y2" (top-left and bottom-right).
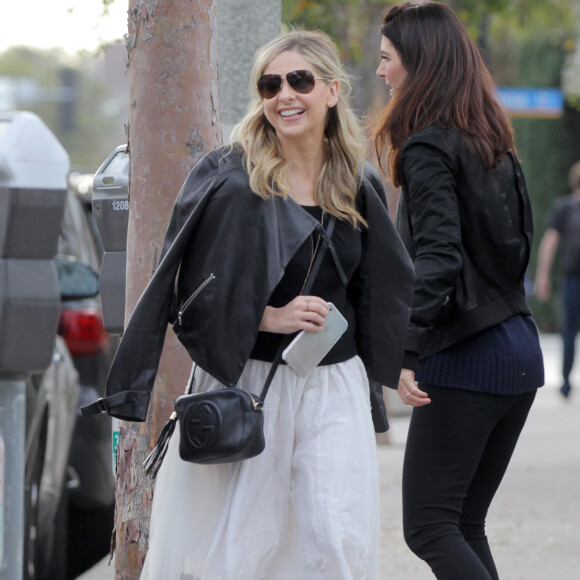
[{"x1": 230, "y1": 30, "x2": 367, "y2": 227}]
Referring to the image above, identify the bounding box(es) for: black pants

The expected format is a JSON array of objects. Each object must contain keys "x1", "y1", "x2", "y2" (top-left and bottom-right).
[
  {"x1": 402, "y1": 385, "x2": 536, "y2": 580},
  {"x1": 562, "y1": 275, "x2": 580, "y2": 388}
]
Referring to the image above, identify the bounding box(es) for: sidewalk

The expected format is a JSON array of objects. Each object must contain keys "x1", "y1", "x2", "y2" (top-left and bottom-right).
[{"x1": 80, "y1": 334, "x2": 580, "y2": 579}]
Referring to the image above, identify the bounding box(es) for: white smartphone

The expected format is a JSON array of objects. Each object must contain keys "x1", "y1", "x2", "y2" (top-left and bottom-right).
[{"x1": 282, "y1": 302, "x2": 348, "y2": 377}]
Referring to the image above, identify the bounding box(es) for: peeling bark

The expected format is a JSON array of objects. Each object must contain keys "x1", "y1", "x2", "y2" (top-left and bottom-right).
[{"x1": 116, "y1": 1, "x2": 221, "y2": 577}]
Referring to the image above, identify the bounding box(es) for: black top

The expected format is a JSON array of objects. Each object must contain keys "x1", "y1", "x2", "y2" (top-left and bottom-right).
[
  {"x1": 250, "y1": 205, "x2": 360, "y2": 364},
  {"x1": 548, "y1": 194, "x2": 580, "y2": 277}
]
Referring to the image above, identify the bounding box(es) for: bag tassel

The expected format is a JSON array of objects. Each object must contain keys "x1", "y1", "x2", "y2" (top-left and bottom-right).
[{"x1": 143, "y1": 412, "x2": 178, "y2": 478}]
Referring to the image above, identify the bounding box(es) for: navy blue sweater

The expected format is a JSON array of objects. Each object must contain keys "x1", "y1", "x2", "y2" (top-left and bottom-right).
[{"x1": 415, "y1": 315, "x2": 544, "y2": 395}]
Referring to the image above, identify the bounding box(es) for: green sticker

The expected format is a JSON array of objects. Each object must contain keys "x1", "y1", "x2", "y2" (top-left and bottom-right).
[{"x1": 112, "y1": 429, "x2": 120, "y2": 476}]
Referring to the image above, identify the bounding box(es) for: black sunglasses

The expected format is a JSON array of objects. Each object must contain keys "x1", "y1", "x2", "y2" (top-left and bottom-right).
[{"x1": 257, "y1": 69, "x2": 325, "y2": 99}]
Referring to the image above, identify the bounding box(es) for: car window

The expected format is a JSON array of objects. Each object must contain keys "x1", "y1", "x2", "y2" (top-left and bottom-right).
[{"x1": 58, "y1": 191, "x2": 101, "y2": 270}]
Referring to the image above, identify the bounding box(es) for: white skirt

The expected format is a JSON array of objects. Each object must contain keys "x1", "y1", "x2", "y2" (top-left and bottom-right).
[{"x1": 140, "y1": 356, "x2": 380, "y2": 580}]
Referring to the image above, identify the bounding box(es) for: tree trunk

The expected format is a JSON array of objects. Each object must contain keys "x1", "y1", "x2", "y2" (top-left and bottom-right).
[{"x1": 115, "y1": 1, "x2": 221, "y2": 577}]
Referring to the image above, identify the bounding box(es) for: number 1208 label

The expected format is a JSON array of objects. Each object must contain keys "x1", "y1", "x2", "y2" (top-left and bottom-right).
[{"x1": 112, "y1": 200, "x2": 129, "y2": 211}]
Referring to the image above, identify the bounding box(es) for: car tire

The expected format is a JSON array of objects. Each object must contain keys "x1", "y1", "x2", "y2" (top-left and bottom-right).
[
  {"x1": 42, "y1": 486, "x2": 68, "y2": 580},
  {"x1": 66, "y1": 501, "x2": 115, "y2": 579}
]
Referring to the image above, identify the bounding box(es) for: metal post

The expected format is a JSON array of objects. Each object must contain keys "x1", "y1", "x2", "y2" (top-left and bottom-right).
[{"x1": 0, "y1": 379, "x2": 25, "y2": 580}]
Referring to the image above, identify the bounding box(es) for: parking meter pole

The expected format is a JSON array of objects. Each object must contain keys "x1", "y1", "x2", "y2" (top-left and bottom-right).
[
  {"x1": 92, "y1": 144, "x2": 129, "y2": 474},
  {"x1": 0, "y1": 379, "x2": 25, "y2": 580}
]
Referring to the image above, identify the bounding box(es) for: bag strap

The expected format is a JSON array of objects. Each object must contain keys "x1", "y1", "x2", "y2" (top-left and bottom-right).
[
  {"x1": 185, "y1": 361, "x2": 197, "y2": 395},
  {"x1": 259, "y1": 215, "x2": 337, "y2": 401}
]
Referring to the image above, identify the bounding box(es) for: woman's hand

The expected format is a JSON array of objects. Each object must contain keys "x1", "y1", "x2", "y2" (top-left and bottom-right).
[
  {"x1": 397, "y1": 368, "x2": 431, "y2": 406},
  {"x1": 259, "y1": 296, "x2": 330, "y2": 334}
]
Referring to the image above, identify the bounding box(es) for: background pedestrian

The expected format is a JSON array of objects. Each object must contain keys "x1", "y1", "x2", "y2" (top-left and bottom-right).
[{"x1": 535, "y1": 160, "x2": 580, "y2": 398}]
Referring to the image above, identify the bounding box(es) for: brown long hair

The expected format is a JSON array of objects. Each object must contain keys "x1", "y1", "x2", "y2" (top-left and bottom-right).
[{"x1": 371, "y1": 1, "x2": 514, "y2": 187}]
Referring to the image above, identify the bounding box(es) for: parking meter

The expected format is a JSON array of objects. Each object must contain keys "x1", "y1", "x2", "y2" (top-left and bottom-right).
[
  {"x1": 0, "y1": 110, "x2": 68, "y2": 579},
  {"x1": 0, "y1": 111, "x2": 67, "y2": 373},
  {"x1": 92, "y1": 144, "x2": 129, "y2": 335}
]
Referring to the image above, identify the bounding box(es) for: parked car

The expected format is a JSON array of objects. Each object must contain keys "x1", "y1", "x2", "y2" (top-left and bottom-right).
[
  {"x1": 24, "y1": 333, "x2": 80, "y2": 580},
  {"x1": 23, "y1": 184, "x2": 119, "y2": 580}
]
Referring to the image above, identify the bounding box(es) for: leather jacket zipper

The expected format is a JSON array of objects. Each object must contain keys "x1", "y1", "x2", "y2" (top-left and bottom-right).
[{"x1": 178, "y1": 273, "x2": 216, "y2": 326}]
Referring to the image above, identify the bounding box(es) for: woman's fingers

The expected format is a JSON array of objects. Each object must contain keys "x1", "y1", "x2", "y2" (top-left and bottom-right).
[
  {"x1": 397, "y1": 369, "x2": 431, "y2": 406},
  {"x1": 301, "y1": 295, "x2": 330, "y2": 317},
  {"x1": 259, "y1": 296, "x2": 330, "y2": 334},
  {"x1": 297, "y1": 295, "x2": 328, "y2": 330},
  {"x1": 404, "y1": 390, "x2": 431, "y2": 407}
]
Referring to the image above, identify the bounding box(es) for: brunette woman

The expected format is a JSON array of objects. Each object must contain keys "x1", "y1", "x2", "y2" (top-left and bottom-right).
[
  {"x1": 372, "y1": 3, "x2": 544, "y2": 579},
  {"x1": 84, "y1": 30, "x2": 413, "y2": 579}
]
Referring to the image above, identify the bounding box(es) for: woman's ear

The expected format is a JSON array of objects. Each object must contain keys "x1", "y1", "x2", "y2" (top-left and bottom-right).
[{"x1": 327, "y1": 79, "x2": 340, "y2": 108}]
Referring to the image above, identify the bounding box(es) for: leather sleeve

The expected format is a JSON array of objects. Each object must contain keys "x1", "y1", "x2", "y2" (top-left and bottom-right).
[
  {"x1": 82, "y1": 152, "x2": 222, "y2": 421},
  {"x1": 356, "y1": 170, "x2": 415, "y2": 390},
  {"x1": 399, "y1": 138, "x2": 463, "y2": 353}
]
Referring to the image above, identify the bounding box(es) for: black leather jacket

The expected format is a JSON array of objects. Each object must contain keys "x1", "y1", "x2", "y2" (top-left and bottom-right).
[
  {"x1": 396, "y1": 125, "x2": 533, "y2": 364},
  {"x1": 83, "y1": 146, "x2": 414, "y2": 431}
]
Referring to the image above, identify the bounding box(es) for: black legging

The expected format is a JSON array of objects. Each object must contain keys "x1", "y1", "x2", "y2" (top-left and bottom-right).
[{"x1": 402, "y1": 385, "x2": 537, "y2": 580}]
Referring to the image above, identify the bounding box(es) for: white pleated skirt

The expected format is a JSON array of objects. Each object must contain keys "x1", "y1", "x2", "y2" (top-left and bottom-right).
[{"x1": 140, "y1": 356, "x2": 380, "y2": 580}]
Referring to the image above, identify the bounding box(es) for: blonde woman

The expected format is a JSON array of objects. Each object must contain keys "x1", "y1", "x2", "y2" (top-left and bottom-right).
[{"x1": 85, "y1": 30, "x2": 413, "y2": 579}]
